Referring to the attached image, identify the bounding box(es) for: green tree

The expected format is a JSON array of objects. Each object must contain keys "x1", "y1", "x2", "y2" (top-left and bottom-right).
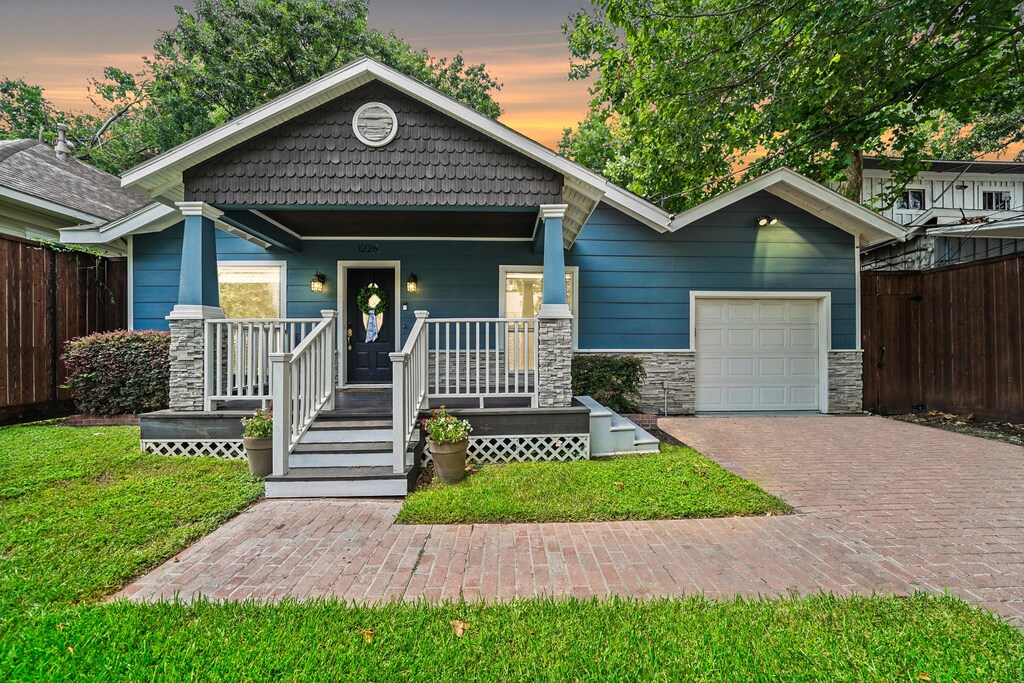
[
  {"x1": 562, "y1": 0, "x2": 1024, "y2": 211},
  {"x1": 2, "y1": 0, "x2": 501, "y2": 174}
]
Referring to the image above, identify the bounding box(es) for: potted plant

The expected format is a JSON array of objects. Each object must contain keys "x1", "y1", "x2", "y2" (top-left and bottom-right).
[
  {"x1": 241, "y1": 408, "x2": 273, "y2": 477},
  {"x1": 422, "y1": 406, "x2": 472, "y2": 484}
]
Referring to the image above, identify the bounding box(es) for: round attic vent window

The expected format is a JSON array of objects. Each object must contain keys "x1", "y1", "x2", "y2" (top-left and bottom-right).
[{"x1": 352, "y1": 102, "x2": 398, "y2": 147}]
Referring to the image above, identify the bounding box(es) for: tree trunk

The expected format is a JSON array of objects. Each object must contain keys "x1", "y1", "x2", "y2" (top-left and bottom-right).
[{"x1": 841, "y1": 148, "x2": 864, "y2": 201}]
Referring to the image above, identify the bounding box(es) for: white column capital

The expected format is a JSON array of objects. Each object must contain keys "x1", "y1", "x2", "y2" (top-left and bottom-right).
[
  {"x1": 166, "y1": 304, "x2": 225, "y2": 320},
  {"x1": 538, "y1": 204, "x2": 568, "y2": 221},
  {"x1": 175, "y1": 201, "x2": 224, "y2": 221}
]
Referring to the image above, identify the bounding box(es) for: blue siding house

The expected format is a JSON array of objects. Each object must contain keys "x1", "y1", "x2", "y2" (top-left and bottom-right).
[{"x1": 63, "y1": 58, "x2": 904, "y2": 496}]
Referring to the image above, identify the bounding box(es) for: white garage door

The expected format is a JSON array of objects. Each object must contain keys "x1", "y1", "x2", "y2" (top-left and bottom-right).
[{"x1": 695, "y1": 298, "x2": 821, "y2": 412}]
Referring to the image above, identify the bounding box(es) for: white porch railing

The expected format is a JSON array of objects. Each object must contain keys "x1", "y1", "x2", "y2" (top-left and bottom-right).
[
  {"x1": 390, "y1": 311, "x2": 431, "y2": 474},
  {"x1": 390, "y1": 312, "x2": 539, "y2": 474},
  {"x1": 426, "y1": 317, "x2": 538, "y2": 403},
  {"x1": 269, "y1": 310, "x2": 338, "y2": 476},
  {"x1": 204, "y1": 318, "x2": 321, "y2": 410}
]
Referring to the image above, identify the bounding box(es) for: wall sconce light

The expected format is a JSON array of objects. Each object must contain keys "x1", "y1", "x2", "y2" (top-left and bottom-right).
[
  {"x1": 406, "y1": 272, "x2": 418, "y2": 294},
  {"x1": 757, "y1": 215, "x2": 778, "y2": 227},
  {"x1": 310, "y1": 271, "x2": 326, "y2": 293}
]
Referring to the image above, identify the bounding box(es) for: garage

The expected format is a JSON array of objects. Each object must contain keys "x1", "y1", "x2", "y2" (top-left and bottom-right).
[{"x1": 694, "y1": 297, "x2": 823, "y2": 412}]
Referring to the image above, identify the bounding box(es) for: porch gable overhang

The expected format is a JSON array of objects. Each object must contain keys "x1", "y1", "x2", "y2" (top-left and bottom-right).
[
  {"x1": 668, "y1": 167, "x2": 908, "y2": 247},
  {"x1": 119, "y1": 57, "x2": 671, "y2": 241}
]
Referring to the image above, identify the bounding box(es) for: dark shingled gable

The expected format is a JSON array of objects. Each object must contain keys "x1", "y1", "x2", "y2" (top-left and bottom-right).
[{"x1": 184, "y1": 82, "x2": 564, "y2": 207}]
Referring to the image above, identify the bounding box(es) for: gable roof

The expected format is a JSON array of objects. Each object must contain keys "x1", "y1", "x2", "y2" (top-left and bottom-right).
[
  {"x1": 121, "y1": 57, "x2": 672, "y2": 240},
  {"x1": 0, "y1": 139, "x2": 149, "y2": 222},
  {"x1": 668, "y1": 167, "x2": 907, "y2": 246}
]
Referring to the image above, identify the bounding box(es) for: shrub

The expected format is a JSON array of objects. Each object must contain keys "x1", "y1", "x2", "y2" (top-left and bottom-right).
[
  {"x1": 571, "y1": 354, "x2": 647, "y2": 413},
  {"x1": 63, "y1": 330, "x2": 170, "y2": 416}
]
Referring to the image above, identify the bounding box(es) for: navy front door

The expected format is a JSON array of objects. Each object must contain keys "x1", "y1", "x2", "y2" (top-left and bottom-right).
[{"x1": 346, "y1": 268, "x2": 395, "y2": 383}]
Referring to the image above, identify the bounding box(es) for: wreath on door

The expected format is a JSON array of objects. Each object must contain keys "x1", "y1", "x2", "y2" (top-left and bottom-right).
[{"x1": 356, "y1": 283, "x2": 389, "y2": 316}]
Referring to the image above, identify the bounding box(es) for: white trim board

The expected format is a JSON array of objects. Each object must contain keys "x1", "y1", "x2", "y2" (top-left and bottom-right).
[
  {"x1": 127, "y1": 235, "x2": 135, "y2": 330},
  {"x1": 689, "y1": 290, "x2": 832, "y2": 413},
  {"x1": 669, "y1": 167, "x2": 907, "y2": 247},
  {"x1": 336, "y1": 260, "x2": 402, "y2": 387}
]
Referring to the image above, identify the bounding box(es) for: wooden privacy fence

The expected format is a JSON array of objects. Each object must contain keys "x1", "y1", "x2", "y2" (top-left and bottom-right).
[
  {"x1": 862, "y1": 252, "x2": 1024, "y2": 420},
  {"x1": 1, "y1": 234, "x2": 127, "y2": 424}
]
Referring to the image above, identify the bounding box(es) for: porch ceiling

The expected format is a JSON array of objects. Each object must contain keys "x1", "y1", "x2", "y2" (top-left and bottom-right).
[{"x1": 254, "y1": 208, "x2": 537, "y2": 239}]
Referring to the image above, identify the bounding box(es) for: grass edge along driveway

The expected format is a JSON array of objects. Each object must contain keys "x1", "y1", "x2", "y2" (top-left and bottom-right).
[{"x1": 398, "y1": 445, "x2": 790, "y2": 524}]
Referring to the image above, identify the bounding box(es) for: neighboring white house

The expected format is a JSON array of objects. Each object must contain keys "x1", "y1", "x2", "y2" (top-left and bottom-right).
[{"x1": 859, "y1": 157, "x2": 1024, "y2": 270}]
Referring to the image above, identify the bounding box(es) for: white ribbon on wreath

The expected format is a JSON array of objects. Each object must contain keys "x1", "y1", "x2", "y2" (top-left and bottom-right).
[{"x1": 363, "y1": 290, "x2": 383, "y2": 343}]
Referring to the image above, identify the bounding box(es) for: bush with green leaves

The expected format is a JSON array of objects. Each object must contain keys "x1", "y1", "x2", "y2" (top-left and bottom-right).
[
  {"x1": 62, "y1": 330, "x2": 170, "y2": 416},
  {"x1": 571, "y1": 355, "x2": 647, "y2": 413}
]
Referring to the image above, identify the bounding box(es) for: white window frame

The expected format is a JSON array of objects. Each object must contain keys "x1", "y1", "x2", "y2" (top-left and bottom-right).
[
  {"x1": 979, "y1": 187, "x2": 1014, "y2": 212},
  {"x1": 216, "y1": 260, "x2": 288, "y2": 318},
  {"x1": 895, "y1": 187, "x2": 927, "y2": 212},
  {"x1": 498, "y1": 264, "x2": 580, "y2": 350}
]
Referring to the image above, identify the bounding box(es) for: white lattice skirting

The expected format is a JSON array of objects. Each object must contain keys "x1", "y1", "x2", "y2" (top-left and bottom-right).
[
  {"x1": 141, "y1": 439, "x2": 245, "y2": 460},
  {"x1": 425, "y1": 434, "x2": 590, "y2": 464}
]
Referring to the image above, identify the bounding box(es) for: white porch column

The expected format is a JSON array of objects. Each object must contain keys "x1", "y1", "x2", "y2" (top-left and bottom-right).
[
  {"x1": 536, "y1": 204, "x2": 573, "y2": 407},
  {"x1": 166, "y1": 202, "x2": 224, "y2": 412}
]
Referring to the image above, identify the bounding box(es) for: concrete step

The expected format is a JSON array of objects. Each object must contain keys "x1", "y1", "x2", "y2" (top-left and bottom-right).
[
  {"x1": 265, "y1": 466, "x2": 412, "y2": 498},
  {"x1": 578, "y1": 394, "x2": 662, "y2": 457}
]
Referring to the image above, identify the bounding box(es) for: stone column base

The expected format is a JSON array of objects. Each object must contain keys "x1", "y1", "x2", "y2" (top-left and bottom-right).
[
  {"x1": 827, "y1": 350, "x2": 863, "y2": 413},
  {"x1": 537, "y1": 314, "x2": 573, "y2": 407},
  {"x1": 167, "y1": 305, "x2": 224, "y2": 412}
]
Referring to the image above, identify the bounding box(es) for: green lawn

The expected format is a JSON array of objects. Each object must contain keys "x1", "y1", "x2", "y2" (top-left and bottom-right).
[
  {"x1": 397, "y1": 445, "x2": 790, "y2": 524},
  {"x1": 5, "y1": 595, "x2": 1023, "y2": 682},
  {"x1": 0, "y1": 423, "x2": 262, "y2": 617},
  {"x1": 1, "y1": 424, "x2": 1022, "y2": 682}
]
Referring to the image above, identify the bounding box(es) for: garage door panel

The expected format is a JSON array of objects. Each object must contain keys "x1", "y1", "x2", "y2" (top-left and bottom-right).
[
  {"x1": 695, "y1": 298, "x2": 821, "y2": 412},
  {"x1": 757, "y1": 357, "x2": 786, "y2": 377},
  {"x1": 726, "y1": 328, "x2": 755, "y2": 348}
]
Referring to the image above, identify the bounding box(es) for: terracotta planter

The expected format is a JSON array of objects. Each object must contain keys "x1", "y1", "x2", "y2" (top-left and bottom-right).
[
  {"x1": 429, "y1": 438, "x2": 469, "y2": 484},
  {"x1": 242, "y1": 436, "x2": 273, "y2": 477}
]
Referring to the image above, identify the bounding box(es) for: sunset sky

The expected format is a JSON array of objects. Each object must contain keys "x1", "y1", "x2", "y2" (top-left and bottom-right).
[{"x1": 0, "y1": 0, "x2": 594, "y2": 149}]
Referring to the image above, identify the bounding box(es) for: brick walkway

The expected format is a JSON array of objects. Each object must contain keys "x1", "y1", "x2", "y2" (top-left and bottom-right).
[{"x1": 118, "y1": 416, "x2": 1023, "y2": 625}]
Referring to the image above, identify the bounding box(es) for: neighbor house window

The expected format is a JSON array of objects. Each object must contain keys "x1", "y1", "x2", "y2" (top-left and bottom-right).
[
  {"x1": 896, "y1": 189, "x2": 925, "y2": 211},
  {"x1": 982, "y1": 190, "x2": 1013, "y2": 211},
  {"x1": 499, "y1": 266, "x2": 579, "y2": 368},
  {"x1": 217, "y1": 262, "x2": 286, "y2": 319}
]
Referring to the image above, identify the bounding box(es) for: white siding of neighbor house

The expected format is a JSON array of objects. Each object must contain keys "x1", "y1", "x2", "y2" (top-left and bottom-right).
[{"x1": 860, "y1": 171, "x2": 1024, "y2": 227}]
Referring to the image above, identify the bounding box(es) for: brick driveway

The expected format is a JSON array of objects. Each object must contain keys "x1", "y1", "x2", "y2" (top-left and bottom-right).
[{"x1": 118, "y1": 416, "x2": 1023, "y2": 625}]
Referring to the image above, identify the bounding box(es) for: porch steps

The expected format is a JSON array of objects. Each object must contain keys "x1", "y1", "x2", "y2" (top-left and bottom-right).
[
  {"x1": 265, "y1": 412, "x2": 417, "y2": 497},
  {"x1": 264, "y1": 466, "x2": 414, "y2": 498},
  {"x1": 577, "y1": 396, "x2": 660, "y2": 457}
]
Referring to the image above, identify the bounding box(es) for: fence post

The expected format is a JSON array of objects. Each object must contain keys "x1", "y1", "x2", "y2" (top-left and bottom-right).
[{"x1": 269, "y1": 352, "x2": 292, "y2": 476}]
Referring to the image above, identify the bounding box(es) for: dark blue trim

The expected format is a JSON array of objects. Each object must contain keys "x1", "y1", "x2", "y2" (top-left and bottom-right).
[{"x1": 219, "y1": 210, "x2": 302, "y2": 253}]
